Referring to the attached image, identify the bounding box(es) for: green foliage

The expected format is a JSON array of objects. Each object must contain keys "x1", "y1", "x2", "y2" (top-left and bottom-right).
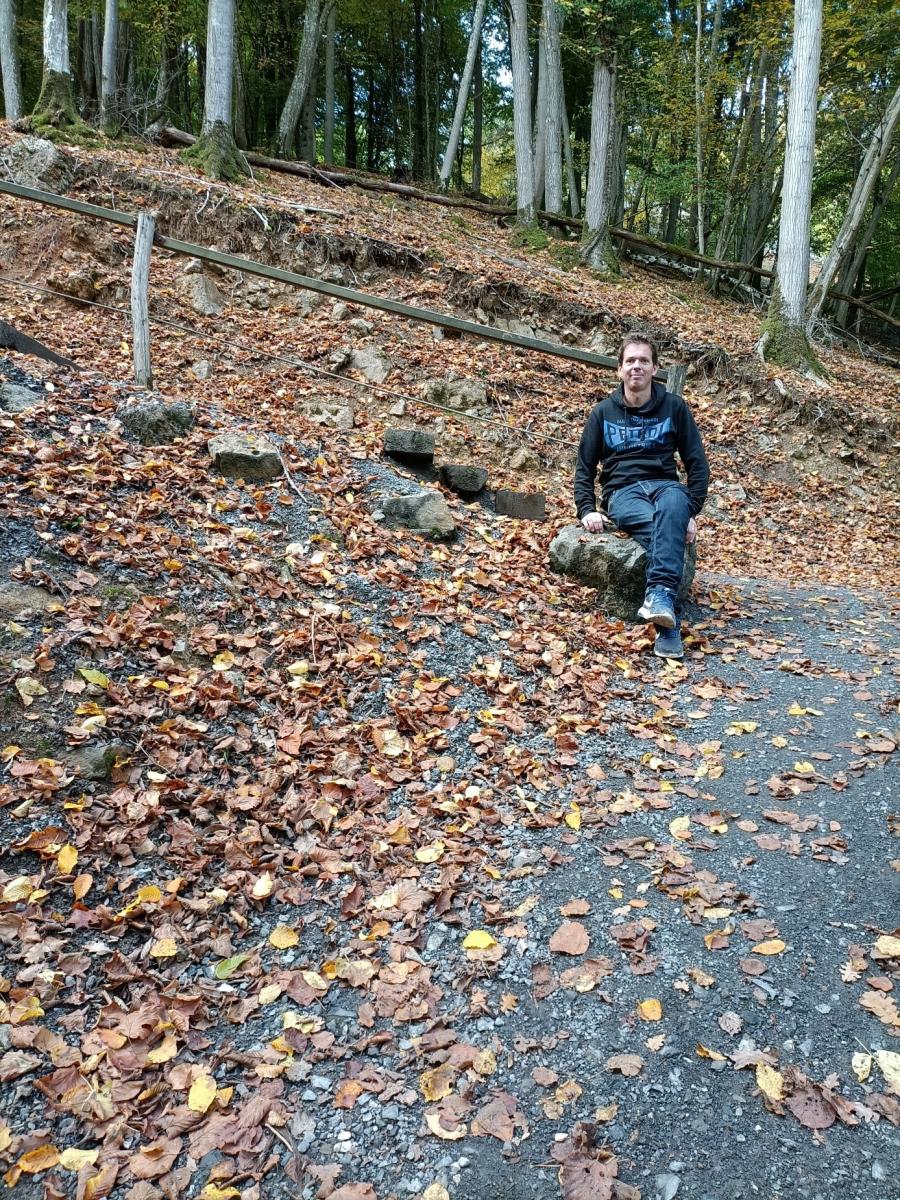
[{"x1": 509, "y1": 225, "x2": 550, "y2": 251}]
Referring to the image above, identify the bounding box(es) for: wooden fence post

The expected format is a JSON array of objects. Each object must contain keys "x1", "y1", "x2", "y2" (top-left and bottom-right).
[
  {"x1": 666, "y1": 363, "x2": 687, "y2": 396},
  {"x1": 131, "y1": 210, "x2": 156, "y2": 388}
]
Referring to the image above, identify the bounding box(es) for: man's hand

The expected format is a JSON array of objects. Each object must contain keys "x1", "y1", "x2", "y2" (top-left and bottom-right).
[
  {"x1": 582, "y1": 511, "x2": 606, "y2": 533},
  {"x1": 686, "y1": 517, "x2": 697, "y2": 545}
]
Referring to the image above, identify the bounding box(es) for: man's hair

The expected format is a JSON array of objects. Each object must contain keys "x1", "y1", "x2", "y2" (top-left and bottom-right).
[{"x1": 617, "y1": 333, "x2": 659, "y2": 366}]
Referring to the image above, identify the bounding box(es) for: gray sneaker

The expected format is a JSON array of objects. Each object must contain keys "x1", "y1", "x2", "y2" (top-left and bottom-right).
[
  {"x1": 654, "y1": 625, "x2": 684, "y2": 659},
  {"x1": 638, "y1": 586, "x2": 676, "y2": 629}
]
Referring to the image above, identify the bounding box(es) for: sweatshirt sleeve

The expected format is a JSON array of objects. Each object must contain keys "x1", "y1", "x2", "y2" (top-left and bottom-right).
[
  {"x1": 574, "y1": 408, "x2": 604, "y2": 518},
  {"x1": 675, "y1": 398, "x2": 710, "y2": 516}
]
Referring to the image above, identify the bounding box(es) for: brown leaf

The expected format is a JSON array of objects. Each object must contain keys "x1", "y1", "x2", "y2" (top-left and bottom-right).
[
  {"x1": 860, "y1": 990, "x2": 900, "y2": 1026},
  {"x1": 560, "y1": 898, "x2": 591, "y2": 916},
  {"x1": 718, "y1": 1011, "x2": 743, "y2": 1036},
  {"x1": 129, "y1": 1138, "x2": 181, "y2": 1181},
  {"x1": 532, "y1": 1066, "x2": 559, "y2": 1087},
  {"x1": 785, "y1": 1085, "x2": 836, "y2": 1130},
  {"x1": 605, "y1": 1054, "x2": 643, "y2": 1077},
  {"x1": 471, "y1": 1097, "x2": 515, "y2": 1141},
  {"x1": 549, "y1": 921, "x2": 590, "y2": 956}
]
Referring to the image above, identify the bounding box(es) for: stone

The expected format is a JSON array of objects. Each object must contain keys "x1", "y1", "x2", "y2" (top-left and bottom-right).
[
  {"x1": 180, "y1": 273, "x2": 225, "y2": 317},
  {"x1": 0, "y1": 582, "x2": 55, "y2": 616},
  {"x1": 62, "y1": 741, "x2": 130, "y2": 782},
  {"x1": 0, "y1": 382, "x2": 43, "y2": 413},
  {"x1": 439, "y1": 464, "x2": 488, "y2": 496},
  {"x1": 45, "y1": 267, "x2": 98, "y2": 302},
  {"x1": 0, "y1": 137, "x2": 74, "y2": 191},
  {"x1": 423, "y1": 376, "x2": 488, "y2": 413},
  {"x1": 508, "y1": 445, "x2": 540, "y2": 471},
  {"x1": 191, "y1": 360, "x2": 212, "y2": 381},
  {"x1": 384, "y1": 428, "x2": 435, "y2": 464},
  {"x1": 331, "y1": 302, "x2": 349, "y2": 320},
  {"x1": 117, "y1": 398, "x2": 195, "y2": 446},
  {"x1": 349, "y1": 318, "x2": 373, "y2": 335},
  {"x1": 208, "y1": 432, "x2": 283, "y2": 481},
  {"x1": 348, "y1": 346, "x2": 391, "y2": 384},
  {"x1": 549, "y1": 524, "x2": 696, "y2": 621},
  {"x1": 494, "y1": 489, "x2": 546, "y2": 520},
  {"x1": 382, "y1": 491, "x2": 456, "y2": 540},
  {"x1": 300, "y1": 399, "x2": 355, "y2": 431}
]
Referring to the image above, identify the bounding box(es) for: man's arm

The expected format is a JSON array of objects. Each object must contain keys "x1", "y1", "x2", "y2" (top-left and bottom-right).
[
  {"x1": 675, "y1": 399, "x2": 710, "y2": 517},
  {"x1": 574, "y1": 408, "x2": 604, "y2": 524}
]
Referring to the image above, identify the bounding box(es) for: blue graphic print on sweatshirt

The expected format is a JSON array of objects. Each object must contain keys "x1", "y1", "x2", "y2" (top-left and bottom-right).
[{"x1": 603, "y1": 415, "x2": 673, "y2": 450}]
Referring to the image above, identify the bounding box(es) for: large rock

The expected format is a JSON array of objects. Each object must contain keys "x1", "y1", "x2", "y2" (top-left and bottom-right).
[
  {"x1": 0, "y1": 137, "x2": 74, "y2": 191},
  {"x1": 382, "y1": 491, "x2": 456, "y2": 540},
  {"x1": 440, "y1": 463, "x2": 488, "y2": 496},
  {"x1": 117, "y1": 398, "x2": 194, "y2": 445},
  {"x1": 0, "y1": 582, "x2": 56, "y2": 616},
  {"x1": 180, "y1": 273, "x2": 225, "y2": 317},
  {"x1": 0, "y1": 382, "x2": 43, "y2": 413},
  {"x1": 299, "y1": 398, "x2": 355, "y2": 431},
  {"x1": 495, "y1": 489, "x2": 546, "y2": 520},
  {"x1": 384, "y1": 427, "x2": 435, "y2": 464},
  {"x1": 61, "y1": 741, "x2": 130, "y2": 782},
  {"x1": 549, "y1": 524, "x2": 696, "y2": 620},
  {"x1": 208, "y1": 432, "x2": 283, "y2": 481},
  {"x1": 348, "y1": 347, "x2": 391, "y2": 384},
  {"x1": 423, "y1": 376, "x2": 488, "y2": 414}
]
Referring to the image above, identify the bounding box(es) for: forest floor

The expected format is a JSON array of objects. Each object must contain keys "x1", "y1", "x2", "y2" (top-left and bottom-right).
[{"x1": 0, "y1": 132, "x2": 898, "y2": 1200}]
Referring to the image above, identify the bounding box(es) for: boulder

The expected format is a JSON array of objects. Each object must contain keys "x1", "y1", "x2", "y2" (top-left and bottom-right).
[
  {"x1": 382, "y1": 491, "x2": 456, "y2": 540},
  {"x1": 180, "y1": 273, "x2": 225, "y2": 317},
  {"x1": 0, "y1": 137, "x2": 74, "y2": 191},
  {"x1": 62, "y1": 741, "x2": 130, "y2": 782},
  {"x1": 495, "y1": 489, "x2": 546, "y2": 520},
  {"x1": 191, "y1": 360, "x2": 212, "y2": 381},
  {"x1": 423, "y1": 376, "x2": 488, "y2": 413},
  {"x1": 508, "y1": 445, "x2": 540, "y2": 472},
  {"x1": 300, "y1": 399, "x2": 355, "y2": 431},
  {"x1": 117, "y1": 398, "x2": 194, "y2": 445},
  {"x1": 384, "y1": 427, "x2": 435, "y2": 464},
  {"x1": 549, "y1": 524, "x2": 696, "y2": 620},
  {"x1": 440, "y1": 464, "x2": 488, "y2": 496},
  {"x1": 0, "y1": 382, "x2": 43, "y2": 413},
  {"x1": 348, "y1": 346, "x2": 391, "y2": 384},
  {"x1": 0, "y1": 582, "x2": 56, "y2": 616},
  {"x1": 208, "y1": 432, "x2": 283, "y2": 481}
]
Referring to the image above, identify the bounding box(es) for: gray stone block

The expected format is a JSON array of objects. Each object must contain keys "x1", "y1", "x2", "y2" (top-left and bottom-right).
[
  {"x1": 382, "y1": 491, "x2": 455, "y2": 540},
  {"x1": 208, "y1": 432, "x2": 283, "y2": 481},
  {"x1": 0, "y1": 383, "x2": 42, "y2": 413},
  {"x1": 549, "y1": 523, "x2": 696, "y2": 620},
  {"x1": 439, "y1": 464, "x2": 488, "y2": 495},
  {"x1": 384, "y1": 427, "x2": 435, "y2": 463},
  {"x1": 118, "y1": 398, "x2": 195, "y2": 445},
  {"x1": 494, "y1": 489, "x2": 546, "y2": 520}
]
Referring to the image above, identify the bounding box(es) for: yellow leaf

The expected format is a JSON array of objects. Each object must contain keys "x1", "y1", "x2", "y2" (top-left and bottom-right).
[
  {"x1": 200, "y1": 1187, "x2": 241, "y2": 1200},
  {"x1": 17, "y1": 1144, "x2": 61, "y2": 1173},
  {"x1": 420, "y1": 1063, "x2": 456, "y2": 1101},
  {"x1": 771, "y1": 735, "x2": 788, "y2": 747},
  {"x1": 703, "y1": 907, "x2": 733, "y2": 921},
  {"x1": 212, "y1": 651, "x2": 235, "y2": 671},
  {"x1": 252, "y1": 872, "x2": 274, "y2": 899},
  {"x1": 78, "y1": 668, "x2": 109, "y2": 688},
  {"x1": 425, "y1": 1111, "x2": 466, "y2": 1140},
  {"x1": 638, "y1": 998, "x2": 663, "y2": 1022},
  {"x1": 473, "y1": 1049, "x2": 497, "y2": 1076},
  {"x1": 269, "y1": 925, "x2": 299, "y2": 949},
  {"x1": 137, "y1": 885, "x2": 162, "y2": 904},
  {"x1": 421, "y1": 1187, "x2": 451, "y2": 1200},
  {"x1": 792, "y1": 761, "x2": 815, "y2": 774},
  {"x1": 301, "y1": 970, "x2": 328, "y2": 992},
  {"x1": 852, "y1": 1052, "x2": 872, "y2": 1082},
  {"x1": 725, "y1": 721, "x2": 757, "y2": 735},
  {"x1": 697, "y1": 1044, "x2": 727, "y2": 1061},
  {"x1": 58, "y1": 1148, "x2": 100, "y2": 1171},
  {"x1": 56, "y1": 844, "x2": 78, "y2": 874},
  {"x1": 258, "y1": 983, "x2": 282, "y2": 1006},
  {"x1": 15, "y1": 676, "x2": 48, "y2": 705},
  {"x1": 752, "y1": 939, "x2": 786, "y2": 956},
  {"x1": 875, "y1": 1050, "x2": 900, "y2": 1095},
  {"x1": 668, "y1": 815, "x2": 691, "y2": 839},
  {"x1": 0, "y1": 1122, "x2": 10, "y2": 1153},
  {"x1": 463, "y1": 929, "x2": 498, "y2": 950},
  {"x1": 146, "y1": 1034, "x2": 178, "y2": 1065},
  {"x1": 415, "y1": 840, "x2": 446, "y2": 864},
  {"x1": 10, "y1": 995, "x2": 43, "y2": 1024},
  {"x1": 565, "y1": 803, "x2": 582, "y2": 831},
  {"x1": 2, "y1": 876, "x2": 35, "y2": 902},
  {"x1": 756, "y1": 1063, "x2": 784, "y2": 1101},
  {"x1": 150, "y1": 938, "x2": 178, "y2": 959},
  {"x1": 874, "y1": 935, "x2": 900, "y2": 959},
  {"x1": 188, "y1": 1074, "x2": 217, "y2": 1113}
]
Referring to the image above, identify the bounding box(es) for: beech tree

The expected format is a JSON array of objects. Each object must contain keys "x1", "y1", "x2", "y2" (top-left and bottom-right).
[
  {"x1": 99, "y1": 0, "x2": 118, "y2": 134},
  {"x1": 581, "y1": 49, "x2": 617, "y2": 272},
  {"x1": 185, "y1": 0, "x2": 248, "y2": 180},
  {"x1": 0, "y1": 0, "x2": 22, "y2": 122},
  {"x1": 439, "y1": 0, "x2": 486, "y2": 191},
  {"x1": 761, "y1": 0, "x2": 822, "y2": 369},
  {"x1": 32, "y1": 0, "x2": 83, "y2": 131},
  {"x1": 278, "y1": 0, "x2": 332, "y2": 158},
  {"x1": 506, "y1": 0, "x2": 535, "y2": 225}
]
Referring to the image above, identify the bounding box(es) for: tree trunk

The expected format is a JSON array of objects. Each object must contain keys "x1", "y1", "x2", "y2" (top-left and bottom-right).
[
  {"x1": 33, "y1": 0, "x2": 83, "y2": 130},
  {"x1": 472, "y1": 40, "x2": 483, "y2": 192},
  {"x1": 507, "y1": 0, "x2": 535, "y2": 225},
  {"x1": 806, "y1": 82, "x2": 900, "y2": 323},
  {"x1": 582, "y1": 51, "x2": 618, "y2": 272},
  {"x1": 0, "y1": 0, "x2": 23, "y2": 122},
  {"x1": 278, "y1": 0, "x2": 328, "y2": 158},
  {"x1": 324, "y1": 3, "x2": 335, "y2": 164},
  {"x1": 153, "y1": 21, "x2": 179, "y2": 128},
  {"x1": 302, "y1": 57, "x2": 317, "y2": 162},
  {"x1": 438, "y1": 0, "x2": 486, "y2": 190},
  {"x1": 99, "y1": 0, "x2": 118, "y2": 133},
  {"x1": 365, "y1": 64, "x2": 375, "y2": 171},
  {"x1": 345, "y1": 60, "x2": 357, "y2": 167},
  {"x1": 412, "y1": 0, "x2": 426, "y2": 178},
  {"x1": 762, "y1": 0, "x2": 822, "y2": 369},
  {"x1": 693, "y1": 0, "x2": 724, "y2": 255},
  {"x1": 233, "y1": 27, "x2": 248, "y2": 149},
  {"x1": 833, "y1": 152, "x2": 900, "y2": 327},
  {"x1": 543, "y1": 0, "x2": 563, "y2": 213},
  {"x1": 184, "y1": 0, "x2": 248, "y2": 179},
  {"x1": 531, "y1": 7, "x2": 547, "y2": 211}
]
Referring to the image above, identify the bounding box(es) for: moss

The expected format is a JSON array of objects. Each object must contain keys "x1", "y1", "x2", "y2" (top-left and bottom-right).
[
  {"x1": 548, "y1": 243, "x2": 583, "y2": 271},
  {"x1": 182, "y1": 122, "x2": 250, "y2": 182},
  {"x1": 448, "y1": 213, "x2": 469, "y2": 231},
  {"x1": 581, "y1": 227, "x2": 620, "y2": 277},
  {"x1": 29, "y1": 69, "x2": 93, "y2": 139},
  {"x1": 760, "y1": 282, "x2": 826, "y2": 375},
  {"x1": 509, "y1": 225, "x2": 550, "y2": 252}
]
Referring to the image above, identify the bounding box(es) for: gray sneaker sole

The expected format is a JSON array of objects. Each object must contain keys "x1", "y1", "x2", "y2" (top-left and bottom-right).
[
  {"x1": 654, "y1": 637, "x2": 684, "y2": 659},
  {"x1": 638, "y1": 602, "x2": 676, "y2": 629}
]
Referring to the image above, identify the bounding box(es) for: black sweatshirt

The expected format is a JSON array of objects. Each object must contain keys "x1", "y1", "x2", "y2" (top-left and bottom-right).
[{"x1": 574, "y1": 382, "x2": 710, "y2": 519}]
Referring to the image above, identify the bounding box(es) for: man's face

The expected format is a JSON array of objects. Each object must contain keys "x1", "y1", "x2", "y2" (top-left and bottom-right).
[{"x1": 617, "y1": 342, "x2": 655, "y2": 397}]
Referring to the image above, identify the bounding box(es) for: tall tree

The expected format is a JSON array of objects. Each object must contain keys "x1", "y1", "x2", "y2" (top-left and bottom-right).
[
  {"x1": 806, "y1": 81, "x2": 900, "y2": 323},
  {"x1": 32, "y1": 0, "x2": 83, "y2": 130},
  {"x1": 185, "y1": 0, "x2": 248, "y2": 180},
  {"x1": 324, "y1": 4, "x2": 336, "y2": 164},
  {"x1": 438, "y1": 0, "x2": 486, "y2": 190},
  {"x1": 0, "y1": 0, "x2": 22, "y2": 122},
  {"x1": 542, "y1": 0, "x2": 563, "y2": 213},
  {"x1": 279, "y1": 0, "x2": 331, "y2": 158},
  {"x1": 99, "y1": 0, "x2": 118, "y2": 134},
  {"x1": 507, "y1": 0, "x2": 535, "y2": 225},
  {"x1": 581, "y1": 49, "x2": 618, "y2": 271},
  {"x1": 761, "y1": 0, "x2": 822, "y2": 369}
]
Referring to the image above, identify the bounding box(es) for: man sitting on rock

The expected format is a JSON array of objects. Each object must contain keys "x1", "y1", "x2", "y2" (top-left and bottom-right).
[{"x1": 574, "y1": 334, "x2": 710, "y2": 659}]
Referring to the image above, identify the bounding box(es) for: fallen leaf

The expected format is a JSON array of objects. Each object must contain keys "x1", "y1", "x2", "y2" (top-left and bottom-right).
[
  {"x1": 150, "y1": 937, "x2": 177, "y2": 959},
  {"x1": 606, "y1": 1054, "x2": 643, "y2": 1077},
  {"x1": 875, "y1": 1050, "x2": 900, "y2": 1095},
  {"x1": 756, "y1": 1063, "x2": 784, "y2": 1102},
  {"x1": 188, "y1": 1074, "x2": 217, "y2": 1113},
  {"x1": 15, "y1": 1144, "x2": 61, "y2": 1173},
  {"x1": 637, "y1": 998, "x2": 662, "y2": 1022},
  {"x1": 420, "y1": 1063, "x2": 456, "y2": 1102},
  {"x1": 852, "y1": 1052, "x2": 872, "y2": 1082},
  {"x1": 425, "y1": 1111, "x2": 466, "y2": 1140},
  {"x1": 873, "y1": 935, "x2": 900, "y2": 960},
  {"x1": 462, "y1": 929, "x2": 498, "y2": 950},
  {"x1": 549, "y1": 921, "x2": 590, "y2": 955},
  {"x1": 752, "y1": 939, "x2": 786, "y2": 956},
  {"x1": 269, "y1": 924, "x2": 300, "y2": 948},
  {"x1": 59, "y1": 1147, "x2": 100, "y2": 1171},
  {"x1": 214, "y1": 953, "x2": 250, "y2": 980},
  {"x1": 57, "y1": 844, "x2": 78, "y2": 874}
]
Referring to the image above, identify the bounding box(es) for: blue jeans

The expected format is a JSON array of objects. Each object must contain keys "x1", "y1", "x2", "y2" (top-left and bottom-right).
[{"x1": 607, "y1": 480, "x2": 691, "y2": 599}]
